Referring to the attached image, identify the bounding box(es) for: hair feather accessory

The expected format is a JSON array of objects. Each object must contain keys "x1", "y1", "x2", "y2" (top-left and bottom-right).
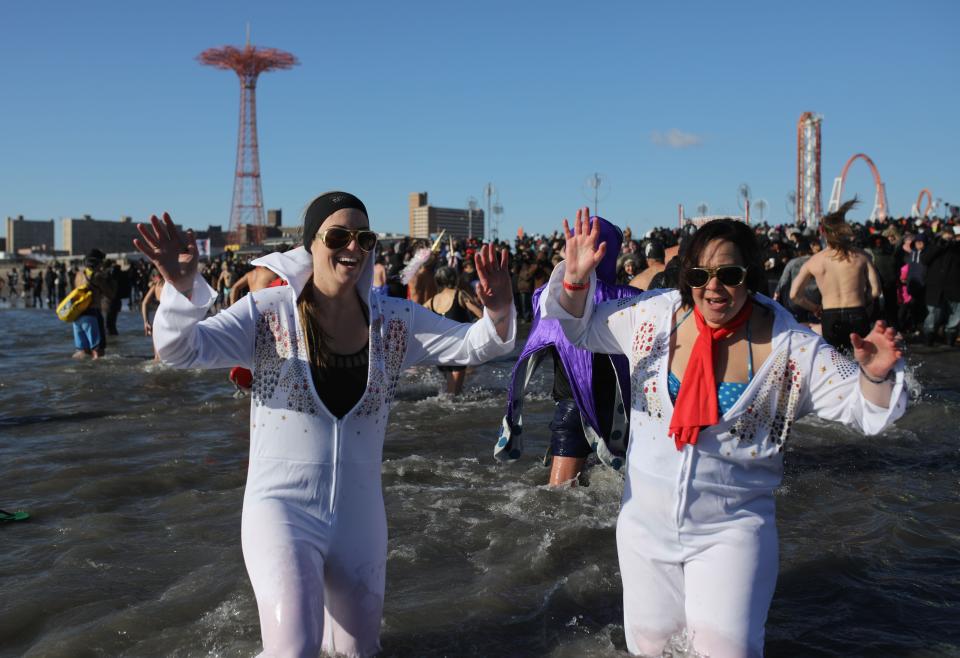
[
  {"x1": 399, "y1": 231, "x2": 446, "y2": 285},
  {"x1": 400, "y1": 248, "x2": 432, "y2": 285}
]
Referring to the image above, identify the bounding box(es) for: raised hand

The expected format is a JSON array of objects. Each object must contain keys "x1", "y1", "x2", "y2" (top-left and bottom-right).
[
  {"x1": 562, "y1": 207, "x2": 607, "y2": 284},
  {"x1": 851, "y1": 320, "x2": 903, "y2": 380},
  {"x1": 132, "y1": 213, "x2": 198, "y2": 294},
  {"x1": 474, "y1": 243, "x2": 513, "y2": 314}
]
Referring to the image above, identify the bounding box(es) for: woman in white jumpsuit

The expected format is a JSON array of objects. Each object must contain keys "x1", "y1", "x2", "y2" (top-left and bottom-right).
[
  {"x1": 542, "y1": 209, "x2": 907, "y2": 658},
  {"x1": 134, "y1": 193, "x2": 516, "y2": 658}
]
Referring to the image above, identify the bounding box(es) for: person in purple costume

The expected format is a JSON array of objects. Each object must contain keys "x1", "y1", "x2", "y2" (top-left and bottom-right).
[{"x1": 495, "y1": 216, "x2": 640, "y2": 484}]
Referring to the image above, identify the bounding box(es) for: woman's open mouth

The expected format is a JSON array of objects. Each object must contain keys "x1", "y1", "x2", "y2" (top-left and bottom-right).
[
  {"x1": 705, "y1": 296, "x2": 730, "y2": 311},
  {"x1": 335, "y1": 255, "x2": 360, "y2": 270}
]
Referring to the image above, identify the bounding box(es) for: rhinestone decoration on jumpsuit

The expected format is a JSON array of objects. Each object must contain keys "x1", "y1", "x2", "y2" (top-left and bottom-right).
[
  {"x1": 540, "y1": 263, "x2": 907, "y2": 658},
  {"x1": 153, "y1": 246, "x2": 516, "y2": 657}
]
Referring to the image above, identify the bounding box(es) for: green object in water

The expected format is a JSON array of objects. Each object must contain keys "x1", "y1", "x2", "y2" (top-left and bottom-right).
[{"x1": 0, "y1": 509, "x2": 30, "y2": 522}]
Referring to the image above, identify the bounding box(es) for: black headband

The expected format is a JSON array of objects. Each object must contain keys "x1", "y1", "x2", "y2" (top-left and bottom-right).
[{"x1": 303, "y1": 191, "x2": 368, "y2": 252}]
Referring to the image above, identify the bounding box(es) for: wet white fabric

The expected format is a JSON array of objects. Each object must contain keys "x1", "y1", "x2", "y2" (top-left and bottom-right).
[
  {"x1": 153, "y1": 248, "x2": 515, "y2": 658},
  {"x1": 542, "y1": 263, "x2": 907, "y2": 658}
]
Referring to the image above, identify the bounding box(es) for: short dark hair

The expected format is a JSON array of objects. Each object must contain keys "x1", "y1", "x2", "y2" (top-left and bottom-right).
[
  {"x1": 678, "y1": 219, "x2": 767, "y2": 306},
  {"x1": 434, "y1": 266, "x2": 459, "y2": 289}
]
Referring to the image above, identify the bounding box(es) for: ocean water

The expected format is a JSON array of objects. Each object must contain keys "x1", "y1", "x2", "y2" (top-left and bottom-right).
[{"x1": 1, "y1": 304, "x2": 958, "y2": 657}]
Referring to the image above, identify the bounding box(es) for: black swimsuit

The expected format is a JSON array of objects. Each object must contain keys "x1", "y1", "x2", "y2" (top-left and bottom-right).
[
  {"x1": 308, "y1": 298, "x2": 370, "y2": 419},
  {"x1": 430, "y1": 291, "x2": 472, "y2": 373}
]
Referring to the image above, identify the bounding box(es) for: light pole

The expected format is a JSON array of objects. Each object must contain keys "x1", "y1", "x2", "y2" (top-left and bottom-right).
[
  {"x1": 583, "y1": 173, "x2": 607, "y2": 215},
  {"x1": 467, "y1": 196, "x2": 478, "y2": 240},
  {"x1": 492, "y1": 201, "x2": 503, "y2": 242},
  {"x1": 484, "y1": 182, "x2": 496, "y2": 242}
]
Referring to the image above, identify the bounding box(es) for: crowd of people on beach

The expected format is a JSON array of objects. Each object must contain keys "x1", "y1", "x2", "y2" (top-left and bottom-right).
[{"x1": 15, "y1": 202, "x2": 957, "y2": 360}]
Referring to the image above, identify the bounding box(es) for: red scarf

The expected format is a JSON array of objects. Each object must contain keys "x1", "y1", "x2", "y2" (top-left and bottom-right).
[{"x1": 668, "y1": 299, "x2": 753, "y2": 451}]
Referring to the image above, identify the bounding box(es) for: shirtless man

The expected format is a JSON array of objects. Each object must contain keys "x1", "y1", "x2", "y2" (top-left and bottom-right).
[
  {"x1": 371, "y1": 255, "x2": 388, "y2": 296},
  {"x1": 216, "y1": 262, "x2": 237, "y2": 308},
  {"x1": 790, "y1": 200, "x2": 881, "y2": 351},
  {"x1": 629, "y1": 241, "x2": 666, "y2": 290}
]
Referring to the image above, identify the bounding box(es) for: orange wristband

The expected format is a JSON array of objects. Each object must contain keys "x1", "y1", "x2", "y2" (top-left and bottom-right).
[{"x1": 562, "y1": 279, "x2": 589, "y2": 291}]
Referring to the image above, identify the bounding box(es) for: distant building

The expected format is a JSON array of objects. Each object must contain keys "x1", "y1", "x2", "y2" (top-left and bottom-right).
[
  {"x1": 408, "y1": 192, "x2": 483, "y2": 240},
  {"x1": 267, "y1": 208, "x2": 282, "y2": 228},
  {"x1": 265, "y1": 224, "x2": 302, "y2": 246},
  {"x1": 231, "y1": 223, "x2": 284, "y2": 246},
  {"x1": 6, "y1": 215, "x2": 55, "y2": 253},
  {"x1": 193, "y1": 224, "x2": 228, "y2": 252},
  {"x1": 61, "y1": 215, "x2": 149, "y2": 256},
  {"x1": 61, "y1": 215, "x2": 192, "y2": 256}
]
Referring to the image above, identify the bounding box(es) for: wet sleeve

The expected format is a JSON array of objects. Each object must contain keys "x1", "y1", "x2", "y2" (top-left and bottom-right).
[
  {"x1": 801, "y1": 338, "x2": 907, "y2": 435},
  {"x1": 539, "y1": 261, "x2": 632, "y2": 355},
  {"x1": 402, "y1": 300, "x2": 516, "y2": 368},
  {"x1": 153, "y1": 271, "x2": 257, "y2": 370}
]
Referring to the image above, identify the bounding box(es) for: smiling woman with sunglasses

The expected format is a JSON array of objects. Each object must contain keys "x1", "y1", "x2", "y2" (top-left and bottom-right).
[
  {"x1": 133, "y1": 191, "x2": 516, "y2": 658},
  {"x1": 540, "y1": 208, "x2": 907, "y2": 658}
]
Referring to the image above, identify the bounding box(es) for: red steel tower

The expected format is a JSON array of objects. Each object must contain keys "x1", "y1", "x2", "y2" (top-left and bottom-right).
[{"x1": 198, "y1": 40, "x2": 298, "y2": 244}]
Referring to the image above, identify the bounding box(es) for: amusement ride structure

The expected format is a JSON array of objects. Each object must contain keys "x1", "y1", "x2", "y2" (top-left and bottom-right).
[
  {"x1": 797, "y1": 112, "x2": 906, "y2": 224},
  {"x1": 675, "y1": 113, "x2": 932, "y2": 229},
  {"x1": 827, "y1": 153, "x2": 889, "y2": 221},
  {"x1": 796, "y1": 112, "x2": 822, "y2": 226},
  {"x1": 910, "y1": 188, "x2": 935, "y2": 218},
  {"x1": 198, "y1": 34, "x2": 298, "y2": 244}
]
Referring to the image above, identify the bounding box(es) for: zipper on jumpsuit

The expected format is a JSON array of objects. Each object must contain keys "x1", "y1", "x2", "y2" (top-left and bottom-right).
[
  {"x1": 329, "y1": 417, "x2": 343, "y2": 515},
  {"x1": 674, "y1": 445, "x2": 694, "y2": 544}
]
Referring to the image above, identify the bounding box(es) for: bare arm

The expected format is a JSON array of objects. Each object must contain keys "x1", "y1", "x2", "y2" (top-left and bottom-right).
[
  {"x1": 230, "y1": 270, "x2": 253, "y2": 304},
  {"x1": 789, "y1": 260, "x2": 820, "y2": 315},
  {"x1": 141, "y1": 285, "x2": 158, "y2": 334},
  {"x1": 865, "y1": 258, "x2": 882, "y2": 302},
  {"x1": 460, "y1": 290, "x2": 484, "y2": 319}
]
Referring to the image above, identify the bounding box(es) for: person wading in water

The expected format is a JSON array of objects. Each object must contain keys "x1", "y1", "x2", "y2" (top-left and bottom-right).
[{"x1": 790, "y1": 199, "x2": 882, "y2": 351}]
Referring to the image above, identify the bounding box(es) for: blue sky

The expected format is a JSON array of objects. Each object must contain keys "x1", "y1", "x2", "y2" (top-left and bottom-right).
[{"x1": 1, "y1": 0, "x2": 957, "y2": 245}]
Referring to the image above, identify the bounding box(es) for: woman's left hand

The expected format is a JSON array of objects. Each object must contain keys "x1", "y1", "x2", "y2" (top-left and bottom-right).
[
  {"x1": 474, "y1": 243, "x2": 513, "y2": 314},
  {"x1": 852, "y1": 320, "x2": 903, "y2": 379}
]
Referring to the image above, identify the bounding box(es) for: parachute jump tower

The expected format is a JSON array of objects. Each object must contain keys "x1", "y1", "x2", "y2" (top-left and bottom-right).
[
  {"x1": 796, "y1": 112, "x2": 823, "y2": 227},
  {"x1": 198, "y1": 36, "x2": 298, "y2": 245}
]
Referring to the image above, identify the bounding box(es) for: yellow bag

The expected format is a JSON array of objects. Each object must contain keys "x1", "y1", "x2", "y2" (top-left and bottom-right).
[{"x1": 57, "y1": 286, "x2": 93, "y2": 322}]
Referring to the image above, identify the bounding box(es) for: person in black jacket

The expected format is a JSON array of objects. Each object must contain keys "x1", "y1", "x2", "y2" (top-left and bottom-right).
[{"x1": 921, "y1": 228, "x2": 960, "y2": 346}]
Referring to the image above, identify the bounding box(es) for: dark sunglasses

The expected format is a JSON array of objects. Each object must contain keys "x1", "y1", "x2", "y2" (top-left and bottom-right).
[
  {"x1": 685, "y1": 265, "x2": 748, "y2": 288},
  {"x1": 318, "y1": 227, "x2": 378, "y2": 252}
]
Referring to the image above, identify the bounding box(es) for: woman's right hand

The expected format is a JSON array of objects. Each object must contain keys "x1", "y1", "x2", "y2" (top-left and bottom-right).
[
  {"x1": 133, "y1": 213, "x2": 198, "y2": 294},
  {"x1": 562, "y1": 207, "x2": 607, "y2": 284}
]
